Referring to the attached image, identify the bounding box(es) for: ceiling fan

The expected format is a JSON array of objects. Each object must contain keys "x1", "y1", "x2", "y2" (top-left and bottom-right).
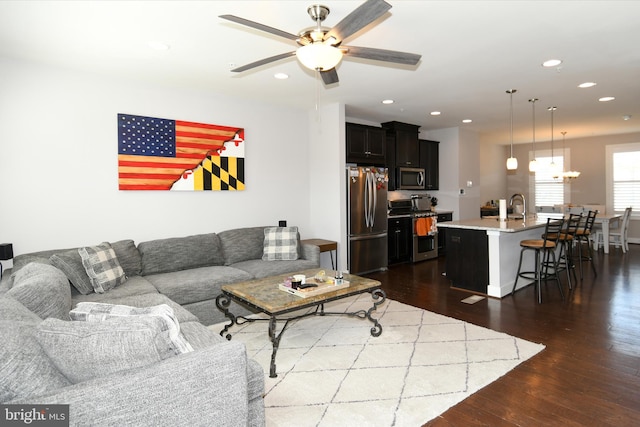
[{"x1": 220, "y1": 0, "x2": 421, "y2": 85}]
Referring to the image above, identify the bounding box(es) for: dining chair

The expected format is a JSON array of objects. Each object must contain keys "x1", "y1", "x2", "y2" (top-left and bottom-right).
[{"x1": 595, "y1": 207, "x2": 632, "y2": 253}]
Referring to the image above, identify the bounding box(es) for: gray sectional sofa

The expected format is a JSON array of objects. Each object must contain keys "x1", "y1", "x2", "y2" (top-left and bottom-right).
[{"x1": 0, "y1": 226, "x2": 320, "y2": 426}]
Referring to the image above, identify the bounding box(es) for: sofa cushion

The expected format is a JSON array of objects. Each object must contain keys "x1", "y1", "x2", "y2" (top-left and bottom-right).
[
  {"x1": 0, "y1": 295, "x2": 42, "y2": 323},
  {"x1": 49, "y1": 249, "x2": 94, "y2": 295},
  {"x1": 70, "y1": 302, "x2": 193, "y2": 355},
  {"x1": 144, "y1": 266, "x2": 253, "y2": 306},
  {"x1": 138, "y1": 233, "x2": 224, "y2": 276},
  {"x1": 7, "y1": 262, "x2": 72, "y2": 320},
  {"x1": 78, "y1": 242, "x2": 127, "y2": 293},
  {"x1": 180, "y1": 321, "x2": 227, "y2": 349},
  {"x1": 111, "y1": 239, "x2": 142, "y2": 277},
  {"x1": 36, "y1": 316, "x2": 179, "y2": 384},
  {"x1": 262, "y1": 226, "x2": 300, "y2": 261},
  {"x1": 71, "y1": 275, "x2": 159, "y2": 304},
  {"x1": 0, "y1": 319, "x2": 72, "y2": 401},
  {"x1": 219, "y1": 227, "x2": 266, "y2": 265},
  {"x1": 232, "y1": 258, "x2": 319, "y2": 280}
]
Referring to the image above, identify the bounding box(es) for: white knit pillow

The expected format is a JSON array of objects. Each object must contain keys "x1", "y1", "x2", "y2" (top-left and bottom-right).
[{"x1": 262, "y1": 226, "x2": 300, "y2": 261}]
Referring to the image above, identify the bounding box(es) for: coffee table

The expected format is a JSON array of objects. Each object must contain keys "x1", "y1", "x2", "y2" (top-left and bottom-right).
[{"x1": 215, "y1": 269, "x2": 386, "y2": 377}]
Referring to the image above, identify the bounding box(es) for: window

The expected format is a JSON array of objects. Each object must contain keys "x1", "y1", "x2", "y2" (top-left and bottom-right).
[
  {"x1": 531, "y1": 152, "x2": 564, "y2": 207},
  {"x1": 607, "y1": 143, "x2": 640, "y2": 213}
]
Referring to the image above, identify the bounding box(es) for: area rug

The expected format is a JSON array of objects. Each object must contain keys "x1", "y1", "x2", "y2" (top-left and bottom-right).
[{"x1": 209, "y1": 294, "x2": 545, "y2": 426}]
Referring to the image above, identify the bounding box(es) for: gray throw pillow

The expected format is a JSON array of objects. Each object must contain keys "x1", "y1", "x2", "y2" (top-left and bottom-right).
[
  {"x1": 36, "y1": 316, "x2": 176, "y2": 384},
  {"x1": 111, "y1": 239, "x2": 142, "y2": 277},
  {"x1": 0, "y1": 319, "x2": 72, "y2": 401},
  {"x1": 7, "y1": 262, "x2": 72, "y2": 320},
  {"x1": 49, "y1": 250, "x2": 94, "y2": 295},
  {"x1": 219, "y1": 226, "x2": 267, "y2": 265},
  {"x1": 78, "y1": 242, "x2": 126, "y2": 293},
  {"x1": 262, "y1": 226, "x2": 300, "y2": 261}
]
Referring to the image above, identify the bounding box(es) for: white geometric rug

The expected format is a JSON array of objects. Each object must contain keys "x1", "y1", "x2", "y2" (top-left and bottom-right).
[{"x1": 210, "y1": 294, "x2": 545, "y2": 426}]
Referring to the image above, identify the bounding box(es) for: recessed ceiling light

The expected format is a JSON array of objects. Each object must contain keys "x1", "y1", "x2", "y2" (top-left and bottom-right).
[
  {"x1": 542, "y1": 59, "x2": 562, "y2": 67},
  {"x1": 430, "y1": 111, "x2": 441, "y2": 116},
  {"x1": 382, "y1": 99, "x2": 394, "y2": 104},
  {"x1": 623, "y1": 115, "x2": 632, "y2": 121},
  {"x1": 462, "y1": 119, "x2": 472, "y2": 123},
  {"x1": 578, "y1": 82, "x2": 597, "y2": 88},
  {"x1": 274, "y1": 73, "x2": 289, "y2": 80},
  {"x1": 147, "y1": 41, "x2": 170, "y2": 51},
  {"x1": 599, "y1": 96, "x2": 615, "y2": 102}
]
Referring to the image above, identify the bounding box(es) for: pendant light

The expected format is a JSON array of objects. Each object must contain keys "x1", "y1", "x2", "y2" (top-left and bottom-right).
[
  {"x1": 548, "y1": 106, "x2": 561, "y2": 179},
  {"x1": 528, "y1": 98, "x2": 539, "y2": 172},
  {"x1": 506, "y1": 89, "x2": 518, "y2": 170},
  {"x1": 561, "y1": 131, "x2": 581, "y2": 180}
]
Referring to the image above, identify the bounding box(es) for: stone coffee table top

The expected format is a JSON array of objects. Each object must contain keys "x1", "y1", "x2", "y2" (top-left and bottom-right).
[{"x1": 221, "y1": 269, "x2": 381, "y2": 315}]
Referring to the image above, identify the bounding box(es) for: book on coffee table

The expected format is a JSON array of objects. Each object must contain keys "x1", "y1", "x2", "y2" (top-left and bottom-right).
[{"x1": 279, "y1": 278, "x2": 350, "y2": 298}]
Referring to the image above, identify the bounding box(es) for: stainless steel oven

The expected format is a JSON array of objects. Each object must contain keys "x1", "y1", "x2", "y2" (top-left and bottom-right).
[
  {"x1": 412, "y1": 211, "x2": 438, "y2": 261},
  {"x1": 389, "y1": 199, "x2": 438, "y2": 262}
]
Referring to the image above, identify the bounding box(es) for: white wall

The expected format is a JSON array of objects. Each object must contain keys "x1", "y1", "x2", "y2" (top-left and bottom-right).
[{"x1": 0, "y1": 58, "x2": 321, "y2": 256}]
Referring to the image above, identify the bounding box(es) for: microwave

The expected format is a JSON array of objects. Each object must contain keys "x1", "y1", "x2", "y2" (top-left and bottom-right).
[{"x1": 397, "y1": 167, "x2": 425, "y2": 190}]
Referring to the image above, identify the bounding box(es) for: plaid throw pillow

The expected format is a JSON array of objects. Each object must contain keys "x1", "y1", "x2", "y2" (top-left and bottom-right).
[
  {"x1": 262, "y1": 226, "x2": 300, "y2": 261},
  {"x1": 70, "y1": 302, "x2": 193, "y2": 355},
  {"x1": 78, "y1": 242, "x2": 126, "y2": 294}
]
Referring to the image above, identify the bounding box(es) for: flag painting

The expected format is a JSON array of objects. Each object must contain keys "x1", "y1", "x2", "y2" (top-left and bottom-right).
[{"x1": 117, "y1": 113, "x2": 245, "y2": 191}]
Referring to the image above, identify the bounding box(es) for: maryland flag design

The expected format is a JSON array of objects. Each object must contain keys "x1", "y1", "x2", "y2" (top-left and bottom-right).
[{"x1": 117, "y1": 113, "x2": 245, "y2": 191}]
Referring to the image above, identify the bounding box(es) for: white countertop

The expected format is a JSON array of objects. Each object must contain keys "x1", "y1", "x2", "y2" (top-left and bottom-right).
[{"x1": 437, "y1": 215, "x2": 556, "y2": 233}]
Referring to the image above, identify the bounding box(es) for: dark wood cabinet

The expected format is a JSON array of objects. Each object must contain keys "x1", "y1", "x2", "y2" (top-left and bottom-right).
[
  {"x1": 382, "y1": 121, "x2": 421, "y2": 190},
  {"x1": 419, "y1": 139, "x2": 439, "y2": 190},
  {"x1": 395, "y1": 129, "x2": 419, "y2": 166},
  {"x1": 382, "y1": 121, "x2": 420, "y2": 167},
  {"x1": 388, "y1": 216, "x2": 412, "y2": 264},
  {"x1": 436, "y1": 212, "x2": 452, "y2": 255},
  {"x1": 346, "y1": 123, "x2": 386, "y2": 165},
  {"x1": 445, "y1": 228, "x2": 488, "y2": 293}
]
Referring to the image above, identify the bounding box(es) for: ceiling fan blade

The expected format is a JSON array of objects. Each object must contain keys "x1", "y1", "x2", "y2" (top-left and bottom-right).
[
  {"x1": 219, "y1": 15, "x2": 298, "y2": 41},
  {"x1": 324, "y1": 0, "x2": 392, "y2": 44},
  {"x1": 231, "y1": 51, "x2": 296, "y2": 72},
  {"x1": 343, "y1": 45, "x2": 421, "y2": 65},
  {"x1": 320, "y1": 68, "x2": 339, "y2": 85}
]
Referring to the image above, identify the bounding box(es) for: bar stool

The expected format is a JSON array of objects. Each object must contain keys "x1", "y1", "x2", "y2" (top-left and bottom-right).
[
  {"x1": 512, "y1": 218, "x2": 565, "y2": 304},
  {"x1": 574, "y1": 210, "x2": 598, "y2": 279},
  {"x1": 543, "y1": 213, "x2": 580, "y2": 290}
]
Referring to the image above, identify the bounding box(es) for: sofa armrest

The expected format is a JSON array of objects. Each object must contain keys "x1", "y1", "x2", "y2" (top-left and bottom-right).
[
  {"x1": 12, "y1": 341, "x2": 254, "y2": 427},
  {"x1": 300, "y1": 243, "x2": 320, "y2": 265}
]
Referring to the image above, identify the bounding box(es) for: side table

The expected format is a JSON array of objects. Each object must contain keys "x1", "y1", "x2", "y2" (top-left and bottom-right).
[{"x1": 300, "y1": 239, "x2": 337, "y2": 270}]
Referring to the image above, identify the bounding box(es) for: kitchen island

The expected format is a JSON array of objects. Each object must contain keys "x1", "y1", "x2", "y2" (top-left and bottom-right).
[{"x1": 437, "y1": 215, "x2": 557, "y2": 298}]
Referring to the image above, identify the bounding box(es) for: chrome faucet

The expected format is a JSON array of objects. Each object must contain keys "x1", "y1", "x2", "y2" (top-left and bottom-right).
[{"x1": 509, "y1": 193, "x2": 526, "y2": 218}]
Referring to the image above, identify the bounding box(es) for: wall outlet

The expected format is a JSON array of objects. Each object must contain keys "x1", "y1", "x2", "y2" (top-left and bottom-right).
[
  {"x1": 278, "y1": 220, "x2": 287, "y2": 227},
  {"x1": 459, "y1": 188, "x2": 465, "y2": 195}
]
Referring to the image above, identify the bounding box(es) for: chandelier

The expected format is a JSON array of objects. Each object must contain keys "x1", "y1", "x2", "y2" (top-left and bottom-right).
[{"x1": 561, "y1": 131, "x2": 581, "y2": 180}]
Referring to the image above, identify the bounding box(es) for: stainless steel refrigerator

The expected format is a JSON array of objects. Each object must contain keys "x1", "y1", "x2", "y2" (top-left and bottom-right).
[{"x1": 347, "y1": 166, "x2": 388, "y2": 274}]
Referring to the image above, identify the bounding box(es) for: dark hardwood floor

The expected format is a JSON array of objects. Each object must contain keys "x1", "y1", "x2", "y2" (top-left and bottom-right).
[{"x1": 366, "y1": 244, "x2": 640, "y2": 426}]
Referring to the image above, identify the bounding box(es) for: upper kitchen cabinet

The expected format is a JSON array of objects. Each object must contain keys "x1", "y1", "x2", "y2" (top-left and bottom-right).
[
  {"x1": 346, "y1": 123, "x2": 386, "y2": 165},
  {"x1": 382, "y1": 121, "x2": 420, "y2": 167},
  {"x1": 419, "y1": 139, "x2": 439, "y2": 190}
]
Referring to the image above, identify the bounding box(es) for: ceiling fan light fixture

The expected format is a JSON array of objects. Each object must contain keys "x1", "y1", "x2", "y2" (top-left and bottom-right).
[{"x1": 296, "y1": 42, "x2": 342, "y2": 71}]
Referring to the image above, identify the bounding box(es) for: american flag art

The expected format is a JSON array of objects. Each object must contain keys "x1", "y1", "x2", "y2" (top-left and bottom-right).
[{"x1": 117, "y1": 114, "x2": 244, "y2": 190}]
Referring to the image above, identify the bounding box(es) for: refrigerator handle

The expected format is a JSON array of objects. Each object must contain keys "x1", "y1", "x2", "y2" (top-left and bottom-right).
[
  {"x1": 364, "y1": 171, "x2": 371, "y2": 228},
  {"x1": 371, "y1": 172, "x2": 377, "y2": 228}
]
